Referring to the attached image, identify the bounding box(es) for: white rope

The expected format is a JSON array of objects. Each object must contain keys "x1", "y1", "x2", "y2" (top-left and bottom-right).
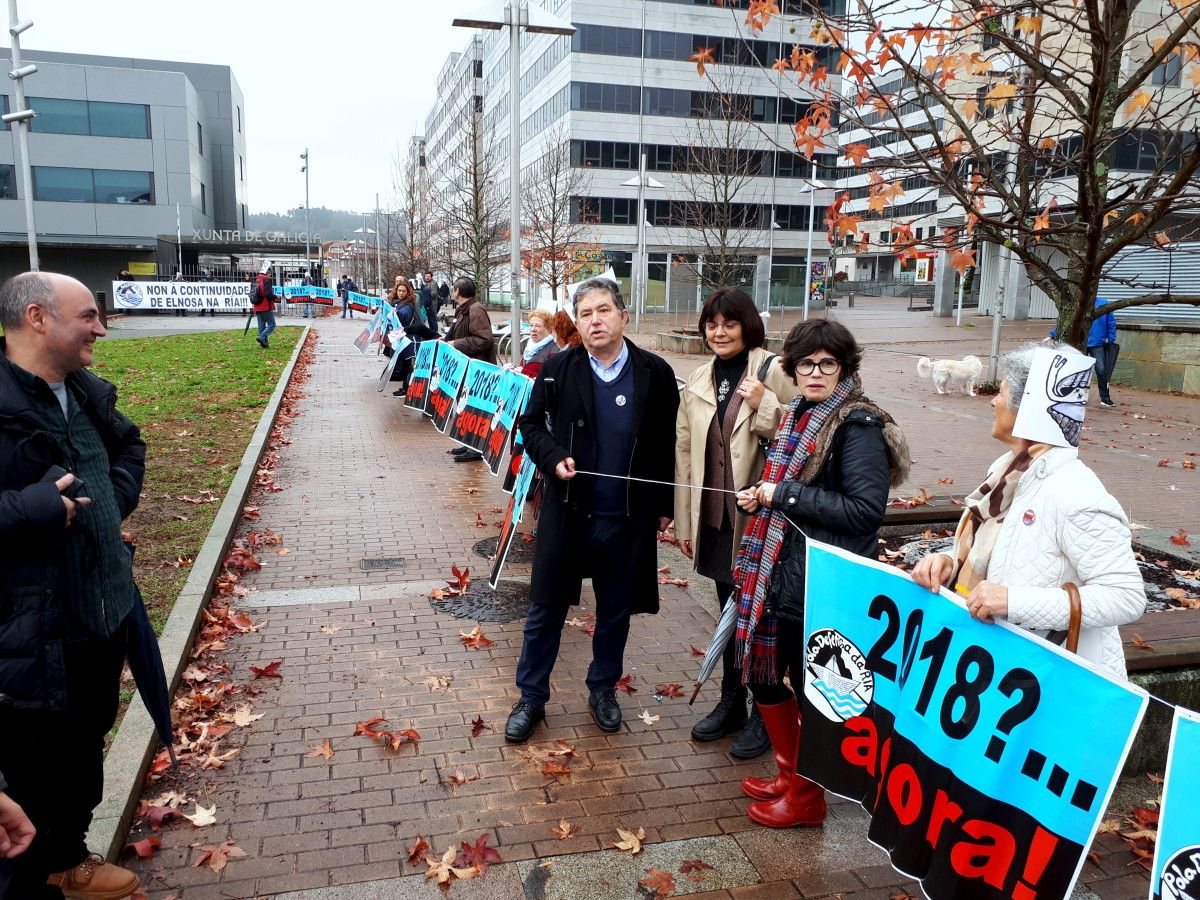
[{"x1": 571, "y1": 469, "x2": 742, "y2": 495}]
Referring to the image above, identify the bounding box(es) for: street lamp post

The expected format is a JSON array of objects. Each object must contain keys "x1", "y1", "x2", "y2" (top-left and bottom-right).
[
  {"x1": 453, "y1": 1, "x2": 574, "y2": 366},
  {"x1": 4, "y1": 0, "x2": 38, "y2": 270},
  {"x1": 802, "y1": 162, "x2": 822, "y2": 323},
  {"x1": 300, "y1": 149, "x2": 310, "y2": 278},
  {"x1": 621, "y1": 169, "x2": 665, "y2": 332}
]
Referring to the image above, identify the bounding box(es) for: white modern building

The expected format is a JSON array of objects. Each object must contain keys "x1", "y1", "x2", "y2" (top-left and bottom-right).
[{"x1": 422, "y1": 0, "x2": 843, "y2": 313}]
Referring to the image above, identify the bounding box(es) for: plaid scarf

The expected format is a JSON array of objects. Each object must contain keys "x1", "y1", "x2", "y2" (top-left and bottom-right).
[
  {"x1": 952, "y1": 443, "x2": 1053, "y2": 593},
  {"x1": 733, "y1": 376, "x2": 856, "y2": 683}
]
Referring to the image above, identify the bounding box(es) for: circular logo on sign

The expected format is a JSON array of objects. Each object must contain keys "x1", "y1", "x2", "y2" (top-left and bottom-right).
[
  {"x1": 116, "y1": 281, "x2": 144, "y2": 308},
  {"x1": 804, "y1": 628, "x2": 874, "y2": 723},
  {"x1": 615, "y1": 394, "x2": 627, "y2": 407},
  {"x1": 1159, "y1": 845, "x2": 1200, "y2": 900}
]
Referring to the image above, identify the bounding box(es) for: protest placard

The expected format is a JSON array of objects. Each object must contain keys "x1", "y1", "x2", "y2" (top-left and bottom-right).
[
  {"x1": 1150, "y1": 707, "x2": 1200, "y2": 900},
  {"x1": 405, "y1": 341, "x2": 439, "y2": 414},
  {"x1": 799, "y1": 541, "x2": 1148, "y2": 900},
  {"x1": 377, "y1": 332, "x2": 412, "y2": 392},
  {"x1": 483, "y1": 370, "x2": 531, "y2": 477},
  {"x1": 503, "y1": 430, "x2": 525, "y2": 493},
  {"x1": 347, "y1": 290, "x2": 373, "y2": 313},
  {"x1": 428, "y1": 344, "x2": 469, "y2": 434},
  {"x1": 112, "y1": 280, "x2": 252, "y2": 312},
  {"x1": 279, "y1": 285, "x2": 336, "y2": 305},
  {"x1": 488, "y1": 448, "x2": 538, "y2": 589},
  {"x1": 449, "y1": 359, "x2": 506, "y2": 453}
]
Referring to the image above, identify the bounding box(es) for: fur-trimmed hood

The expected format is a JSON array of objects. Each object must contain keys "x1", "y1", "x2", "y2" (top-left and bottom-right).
[{"x1": 796, "y1": 387, "x2": 910, "y2": 489}]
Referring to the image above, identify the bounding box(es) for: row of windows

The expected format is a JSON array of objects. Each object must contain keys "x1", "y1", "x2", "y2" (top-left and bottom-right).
[
  {"x1": 841, "y1": 97, "x2": 937, "y2": 133},
  {"x1": 854, "y1": 122, "x2": 942, "y2": 149},
  {"x1": 569, "y1": 139, "x2": 838, "y2": 179},
  {"x1": 841, "y1": 173, "x2": 936, "y2": 201},
  {"x1": 570, "y1": 196, "x2": 829, "y2": 230},
  {"x1": 572, "y1": 23, "x2": 838, "y2": 71},
  {"x1": 567, "y1": 81, "x2": 838, "y2": 127},
  {"x1": 28, "y1": 97, "x2": 150, "y2": 139},
  {"x1": 521, "y1": 36, "x2": 571, "y2": 97},
  {"x1": 31, "y1": 166, "x2": 154, "y2": 204},
  {"x1": 520, "y1": 84, "x2": 569, "y2": 144}
]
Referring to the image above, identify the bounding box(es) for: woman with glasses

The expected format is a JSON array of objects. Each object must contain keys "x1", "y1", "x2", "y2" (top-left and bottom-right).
[
  {"x1": 732, "y1": 318, "x2": 909, "y2": 829},
  {"x1": 675, "y1": 288, "x2": 797, "y2": 760}
]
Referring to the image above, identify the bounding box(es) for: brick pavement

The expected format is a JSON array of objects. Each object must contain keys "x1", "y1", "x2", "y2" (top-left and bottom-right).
[{"x1": 120, "y1": 315, "x2": 1177, "y2": 898}]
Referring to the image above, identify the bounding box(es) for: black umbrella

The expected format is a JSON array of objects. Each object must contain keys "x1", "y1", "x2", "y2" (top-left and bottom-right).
[
  {"x1": 125, "y1": 577, "x2": 178, "y2": 766},
  {"x1": 243, "y1": 312, "x2": 254, "y2": 336}
]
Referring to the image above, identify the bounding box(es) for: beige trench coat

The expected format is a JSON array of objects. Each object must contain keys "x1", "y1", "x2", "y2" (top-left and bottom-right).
[{"x1": 673, "y1": 346, "x2": 799, "y2": 563}]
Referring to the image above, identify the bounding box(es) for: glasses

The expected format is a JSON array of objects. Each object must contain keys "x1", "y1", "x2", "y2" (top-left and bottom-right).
[{"x1": 795, "y1": 357, "x2": 841, "y2": 376}]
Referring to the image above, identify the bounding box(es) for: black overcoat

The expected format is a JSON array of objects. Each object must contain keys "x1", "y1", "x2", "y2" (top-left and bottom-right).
[{"x1": 519, "y1": 340, "x2": 679, "y2": 614}]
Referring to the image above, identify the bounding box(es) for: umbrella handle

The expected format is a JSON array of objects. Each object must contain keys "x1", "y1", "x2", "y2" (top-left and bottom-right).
[{"x1": 688, "y1": 682, "x2": 702, "y2": 706}]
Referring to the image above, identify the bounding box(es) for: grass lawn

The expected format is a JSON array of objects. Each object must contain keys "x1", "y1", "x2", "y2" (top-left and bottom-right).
[{"x1": 91, "y1": 326, "x2": 304, "y2": 633}]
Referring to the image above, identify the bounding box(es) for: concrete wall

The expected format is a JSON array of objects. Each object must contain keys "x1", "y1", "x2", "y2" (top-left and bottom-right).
[{"x1": 1113, "y1": 323, "x2": 1200, "y2": 394}]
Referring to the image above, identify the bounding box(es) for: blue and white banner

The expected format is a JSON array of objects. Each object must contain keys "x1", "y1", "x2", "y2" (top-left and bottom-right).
[
  {"x1": 111, "y1": 280, "x2": 251, "y2": 311},
  {"x1": 484, "y1": 370, "x2": 531, "y2": 477},
  {"x1": 799, "y1": 541, "x2": 1148, "y2": 900},
  {"x1": 488, "y1": 448, "x2": 538, "y2": 589},
  {"x1": 449, "y1": 359, "x2": 506, "y2": 454},
  {"x1": 1150, "y1": 707, "x2": 1200, "y2": 900},
  {"x1": 347, "y1": 290, "x2": 374, "y2": 313},
  {"x1": 428, "y1": 343, "x2": 470, "y2": 435},
  {"x1": 279, "y1": 285, "x2": 336, "y2": 304},
  {"x1": 405, "y1": 341, "x2": 439, "y2": 414}
]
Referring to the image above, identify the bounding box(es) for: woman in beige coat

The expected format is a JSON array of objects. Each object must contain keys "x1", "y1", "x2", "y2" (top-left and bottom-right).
[{"x1": 675, "y1": 287, "x2": 798, "y2": 759}]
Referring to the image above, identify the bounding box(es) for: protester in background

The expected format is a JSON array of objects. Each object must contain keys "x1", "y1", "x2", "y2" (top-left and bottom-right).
[
  {"x1": 117, "y1": 269, "x2": 132, "y2": 281},
  {"x1": 550, "y1": 310, "x2": 581, "y2": 349},
  {"x1": 0, "y1": 272, "x2": 147, "y2": 899},
  {"x1": 343, "y1": 275, "x2": 359, "y2": 320},
  {"x1": 733, "y1": 319, "x2": 908, "y2": 829},
  {"x1": 337, "y1": 275, "x2": 349, "y2": 318},
  {"x1": 445, "y1": 277, "x2": 498, "y2": 463},
  {"x1": 418, "y1": 271, "x2": 440, "y2": 336},
  {"x1": 675, "y1": 288, "x2": 798, "y2": 760},
  {"x1": 252, "y1": 261, "x2": 278, "y2": 349},
  {"x1": 518, "y1": 310, "x2": 558, "y2": 379},
  {"x1": 505, "y1": 278, "x2": 679, "y2": 743},
  {"x1": 912, "y1": 343, "x2": 1145, "y2": 678},
  {"x1": 384, "y1": 280, "x2": 420, "y2": 397},
  {"x1": 300, "y1": 271, "x2": 316, "y2": 320},
  {"x1": 173, "y1": 271, "x2": 187, "y2": 317},
  {"x1": 1047, "y1": 297, "x2": 1119, "y2": 407}
]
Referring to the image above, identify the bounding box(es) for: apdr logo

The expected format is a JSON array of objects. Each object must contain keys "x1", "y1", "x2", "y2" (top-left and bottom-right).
[
  {"x1": 804, "y1": 628, "x2": 873, "y2": 723},
  {"x1": 1159, "y1": 845, "x2": 1200, "y2": 900},
  {"x1": 116, "y1": 281, "x2": 144, "y2": 308}
]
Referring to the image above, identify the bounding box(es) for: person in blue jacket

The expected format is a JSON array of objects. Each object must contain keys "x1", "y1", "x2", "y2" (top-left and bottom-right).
[{"x1": 1048, "y1": 296, "x2": 1118, "y2": 407}]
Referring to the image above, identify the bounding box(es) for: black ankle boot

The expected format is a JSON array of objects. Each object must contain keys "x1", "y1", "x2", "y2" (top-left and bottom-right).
[
  {"x1": 729, "y1": 702, "x2": 771, "y2": 759},
  {"x1": 691, "y1": 687, "x2": 748, "y2": 742}
]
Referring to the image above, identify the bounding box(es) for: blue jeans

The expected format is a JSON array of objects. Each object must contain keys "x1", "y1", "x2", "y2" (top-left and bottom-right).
[
  {"x1": 515, "y1": 516, "x2": 633, "y2": 707},
  {"x1": 341, "y1": 299, "x2": 353, "y2": 319},
  {"x1": 256, "y1": 310, "x2": 276, "y2": 344},
  {"x1": 304, "y1": 302, "x2": 315, "y2": 318}
]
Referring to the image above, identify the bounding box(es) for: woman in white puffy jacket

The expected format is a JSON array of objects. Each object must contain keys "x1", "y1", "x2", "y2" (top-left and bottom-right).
[{"x1": 912, "y1": 343, "x2": 1145, "y2": 678}]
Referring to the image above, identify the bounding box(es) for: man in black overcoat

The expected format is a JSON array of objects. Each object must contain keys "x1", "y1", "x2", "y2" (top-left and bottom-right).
[{"x1": 505, "y1": 278, "x2": 679, "y2": 742}]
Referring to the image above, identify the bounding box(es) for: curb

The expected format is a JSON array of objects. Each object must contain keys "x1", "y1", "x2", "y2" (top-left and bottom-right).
[{"x1": 89, "y1": 326, "x2": 311, "y2": 861}]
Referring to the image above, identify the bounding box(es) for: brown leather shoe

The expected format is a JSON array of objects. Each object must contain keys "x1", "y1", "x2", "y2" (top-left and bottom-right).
[{"x1": 47, "y1": 854, "x2": 140, "y2": 899}]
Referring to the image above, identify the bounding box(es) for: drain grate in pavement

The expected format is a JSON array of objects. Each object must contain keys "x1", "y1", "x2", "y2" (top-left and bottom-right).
[
  {"x1": 430, "y1": 580, "x2": 530, "y2": 622},
  {"x1": 360, "y1": 557, "x2": 406, "y2": 571},
  {"x1": 472, "y1": 534, "x2": 536, "y2": 565}
]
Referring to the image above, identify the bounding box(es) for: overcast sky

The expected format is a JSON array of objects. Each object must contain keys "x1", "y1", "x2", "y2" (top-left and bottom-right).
[{"x1": 26, "y1": 1, "x2": 479, "y2": 214}]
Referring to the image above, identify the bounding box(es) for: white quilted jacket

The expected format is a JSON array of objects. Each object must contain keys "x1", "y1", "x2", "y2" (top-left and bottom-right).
[{"x1": 962, "y1": 446, "x2": 1146, "y2": 678}]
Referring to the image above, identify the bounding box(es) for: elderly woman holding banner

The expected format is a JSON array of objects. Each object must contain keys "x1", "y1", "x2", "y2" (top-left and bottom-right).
[
  {"x1": 733, "y1": 319, "x2": 909, "y2": 829},
  {"x1": 912, "y1": 343, "x2": 1145, "y2": 678},
  {"x1": 675, "y1": 288, "x2": 797, "y2": 759}
]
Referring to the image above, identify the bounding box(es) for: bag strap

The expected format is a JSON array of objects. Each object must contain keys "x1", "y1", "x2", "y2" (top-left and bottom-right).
[
  {"x1": 756, "y1": 352, "x2": 776, "y2": 383},
  {"x1": 1063, "y1": 582, "x2": 1082, "y2": 654}
]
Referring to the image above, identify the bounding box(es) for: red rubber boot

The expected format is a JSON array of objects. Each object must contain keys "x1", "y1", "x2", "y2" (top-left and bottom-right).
[
  {"x1": 740, "y1": 697, "x2": 798, "y2": 801},
  {"x1": 745, "y1": 699, "x2": 826, "y2": 828}
]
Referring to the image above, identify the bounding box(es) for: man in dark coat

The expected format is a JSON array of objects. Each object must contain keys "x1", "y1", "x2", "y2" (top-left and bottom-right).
[
  {"x1": 445, "y1": 277, "x2": 498, "y2": 463},
  {"x1": 417, "y1": 271, "x2": 440, "y2": 335},
  {"x1": 0, "y1": 272, "x2": 145, "y2": 899},
  {"x1": 505, "y1": 278, "x2": 679, "y2": 742}
]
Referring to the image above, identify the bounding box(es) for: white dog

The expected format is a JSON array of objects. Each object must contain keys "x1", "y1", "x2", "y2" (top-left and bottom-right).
[{"x1": 917, "y1": 355, "x2": 983, "y2": 396}]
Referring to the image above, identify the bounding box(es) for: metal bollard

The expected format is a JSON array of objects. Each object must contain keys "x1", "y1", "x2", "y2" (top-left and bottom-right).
[
  {"x1": 96, "y1": 291, "x2": 108, "y2": 328},
  {"x1": 848, "y1": 292, "x2": 855, "y2": 308}
]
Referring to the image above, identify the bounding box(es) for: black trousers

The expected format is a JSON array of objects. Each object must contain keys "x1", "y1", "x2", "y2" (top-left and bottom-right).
[
  {"x1": 515, "y1": 516, "x2": 633, "y2": 707},
  {"x1": 0, "y1": 619, "x2": 128, "y2": 899},
  {"x1": 747, "y1": 617, "x2": 805, "y2": 705}
]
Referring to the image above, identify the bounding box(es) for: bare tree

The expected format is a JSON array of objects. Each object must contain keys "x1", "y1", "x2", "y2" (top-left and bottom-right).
[
  {"x1": 430, "y1": 104, "x2": 506, "y2": 298},
  {"x1": 522, "y1": 125, "x2": 594, "y2": 304},
  {"x1": 392, "y1": 142, "x2": 430, "y2": 282},
  {"x1": 698, "y1": 0, "x2": 1200, "y2": 347}
]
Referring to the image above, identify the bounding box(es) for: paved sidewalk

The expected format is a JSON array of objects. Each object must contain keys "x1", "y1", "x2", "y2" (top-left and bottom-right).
[{"x1": 120, "y1": 314, "x2": 1181, "y2": 899}]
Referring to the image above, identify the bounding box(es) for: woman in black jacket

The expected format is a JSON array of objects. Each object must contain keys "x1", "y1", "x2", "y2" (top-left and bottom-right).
[{"x1": 732, "y1": 319, "x2": 908, "y2": 830}]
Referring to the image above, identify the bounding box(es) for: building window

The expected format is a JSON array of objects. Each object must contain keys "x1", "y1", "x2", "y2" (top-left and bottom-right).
[
  {"x1": 237, "y1": 105, "x2": 242, "y2": 133},
  {"x1": 30, "y1": 98, "x2": 88, "y2": 135},
  {"x1": 239, "y1": 155, "x2": 244, "y2": 181},
  {"x1": 31, "y1": 99, "x2": 150, "y2": 138},
  {"x1": 570, "y1": 140, "x2": 638, "y2": 169},
  {"x1": 1152, "y1": 53, "x2": 1182, "y2": 87},
  {"x1": 197, "y1": 121, "x2": 203, "y2": 154},
  {"x1": 0, "y1": 95, "x2": 8, "y2": 131},
  {"x1": 473, "y1": 59, "x2": 483, "y2": 78},
  {"x1": 32, "y1": 167, "x2": 153, "y2": 203},
  {"x1": 570, "y1": 81, "x2": 640, "y2": 113},
  {"x1": 201, "y1": 183, "x2": 207, "y2": 215},
  {"x1": 572, "y1": 23, "x2": 641, "y2": 57},
  {"x1": 93, "y1": 169, "x2": 153, "y2": 203},
  {"x1": 0, "y1": 164, "x2": 14, "y2": 199}
]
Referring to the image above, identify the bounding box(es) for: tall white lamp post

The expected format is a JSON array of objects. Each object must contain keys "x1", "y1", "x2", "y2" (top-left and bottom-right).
[
  {"x1": 300, "y1": 149, "x2": 310, "y2": 276},
  {"x1": 4, "y1": 0, "x2": 38, "y2": 270},
  {"x1": 621, "y1": 168, "x2": 664, "y2": 331},
  {"x1": 801, "y1": 162, "x2": 823, "y2": 322},
  {"x1": 453, "y1": 1, "x2": 575, "y2": 365}
]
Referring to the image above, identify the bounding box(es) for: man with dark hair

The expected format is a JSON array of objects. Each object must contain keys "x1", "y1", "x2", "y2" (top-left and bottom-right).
[
  {"x1": 418, "y1": 271, "x2": 439, "y2": 335},
  {"x1": 505, "y1": 278, "x2": 679, "y2": 742},
  {"x1": 252, "y1": 261, "x2": 278, "y2": 348},
  {"x1": 445, "y1": 276, "x2": 498, "y2": 462},
  {"x1": 0, "y1": 272, "x2": 145, "y2": 899}
]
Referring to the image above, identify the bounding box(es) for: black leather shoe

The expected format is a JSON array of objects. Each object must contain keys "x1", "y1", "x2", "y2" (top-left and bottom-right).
[
  {"x1": 505, "y1": 701, "x2": 545, "y2": 743},
  {"x1": 451, "y1": 446, "x2": 473, "y2": 456},
  {"x1": 691, "y1": 688, "x2": 748, "y2": 742},
  {"x1": 729, "y1": 702, "x2": 770, "y2": 759},
  {"x1": 454, "y1": 450, "x2": 484, "y2": 463},
  {"x1": 589, "y1": 689, "x2": 622, "y2": 733}
]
